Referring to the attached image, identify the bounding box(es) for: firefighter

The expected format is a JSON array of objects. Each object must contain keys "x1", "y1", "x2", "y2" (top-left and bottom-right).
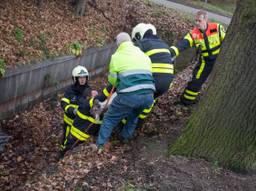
[
  {"x1": 131, "y1": 23, "x2": 175, "y2": 99},
  {"x1": 60, "y1": 97, "x2": 102, "y2": 156},
  {"x1": 60, "y1": 65, "x2": 98, "y2": 155},
  {"x1": 170, "y1": 10, "x2": 226, "y2": 105},
  {"x1": 130, "y1": 23, "x2": 175, "y2": 120}
]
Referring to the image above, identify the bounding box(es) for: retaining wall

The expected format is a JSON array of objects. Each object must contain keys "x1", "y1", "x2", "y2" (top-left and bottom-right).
[{"x1": 0, "y1": 44, "x2": 116, "y2": 120}]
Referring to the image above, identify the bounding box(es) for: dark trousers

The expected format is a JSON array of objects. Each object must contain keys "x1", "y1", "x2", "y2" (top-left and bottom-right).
[{"x1": 181, "y1": 58, "x2": 214, "y2": 105}]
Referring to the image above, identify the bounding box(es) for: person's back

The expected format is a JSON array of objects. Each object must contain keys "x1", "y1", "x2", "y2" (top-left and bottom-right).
[
  {"x1": 108, "y1": 40, "x2": 155, "y2": 94},
  {"x1": 132, "y1": 23, "x2": 175, "y2": 98}
]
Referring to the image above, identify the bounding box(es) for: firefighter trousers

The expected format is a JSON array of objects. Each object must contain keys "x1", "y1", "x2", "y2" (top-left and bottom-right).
[{"x1": 181, "y1": 58, "x2": 214, "y2": 105}]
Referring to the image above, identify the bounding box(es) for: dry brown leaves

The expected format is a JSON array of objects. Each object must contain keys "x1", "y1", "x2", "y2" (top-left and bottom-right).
[{"x1": 0, "y1": 0, "x2": 193, "y2": 69}]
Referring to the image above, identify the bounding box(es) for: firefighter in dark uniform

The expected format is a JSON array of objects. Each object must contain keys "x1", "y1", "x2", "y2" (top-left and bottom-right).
[
  {"x1": 131, "y1": 23, "x2": 175, "y2": 119},
  {"x1": 60, "y1": 65, "x2": 99, "y2": 155},
  {"x1": 61, "y1": 97, "x2": 102, "y2": 155},
  {"x1": 170, "y1": 10, "x2": 226, "y2": 105}
]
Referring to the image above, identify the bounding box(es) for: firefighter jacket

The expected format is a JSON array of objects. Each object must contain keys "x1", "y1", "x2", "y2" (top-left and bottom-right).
[
  {"x1": 70, "y1": 98, "x2": 102, "y2": 141},
  {"x1": 135, "y1": 34, "x2": 174, "y2": 75},
  {"x1": 170, "y1": 23, "x2": 226, "y2": 61},
  {"x1": 61, "y1": 83, "x2": 91, "y2": 127},
  {"x1": 96, "y1": 83, "x2": 115, "y2": 102},
  {"x1": 108, "y1": 41, "x2": 155, "y2": 94},
  {"x1": 134, "y1": 33, "x2": 175, "y2": 98}
]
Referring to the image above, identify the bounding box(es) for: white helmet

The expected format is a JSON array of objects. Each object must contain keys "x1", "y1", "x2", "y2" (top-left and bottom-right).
[
  {"x1": 72, "y1": 65, "x2": 89, "y2": 80},
  {"x1": 131, "y1": 23, "x2": 157, "y2": 41}
]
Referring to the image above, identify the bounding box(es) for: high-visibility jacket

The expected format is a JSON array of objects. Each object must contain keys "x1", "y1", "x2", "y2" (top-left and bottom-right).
[
  {"x1": 170, "y1": 23, "x2": 226, "y2": 61},
  {"x1": 108, "y1": 41, "x2": 155, "y2": 94}
]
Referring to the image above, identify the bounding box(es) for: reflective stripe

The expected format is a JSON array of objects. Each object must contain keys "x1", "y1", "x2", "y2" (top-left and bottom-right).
[
  {"x1": 121, "y1": 119, "x2": 127, "y2": 124},
  {"x1": 77, "y1": 110, "x2": 102, "y2": 124},
  {"x1": 170, "y1": 46, "x2": 179, "y2": 57},
  {"x1": 118, "y1": 70, "x2": 152, "y2": 77},
  {"x1": 64, "y1": 104, "x2": 78, "y2": 113},
  {"x1": 108, "y1": 72, "x2": 117, "y2": 78},
  {"x1": 66, "y1": 126, "x2": 71, "y2": 137},
  {"x1": 184, "y1": 33, "x2": 194, "y2": 47},
  {"x1": 185, "y1": 89, "x2": 199, "y2": 96},
  {"x1": 143, "y1": 102, "x2": 154, "y2": 113},
  {"x1": 184, "y1": 94, "x2": 196, "y2": 100},
  {"x1": 70, "y1": 126, "x2": 90, "y2": 141},
  {"x1": 139, "y1": 114, "x2": 147, "y2": 119},
  {"x1": 61, "y1": 98, "x2": 70, "y2": 104},
  {"x1": 202, "y1": 48, "x2": 220, "y2": 57},
  {"x1": 201, "y1": 45, "x2": 221, "y2": 53},
  {"x1": 64, "y1": 114, "x2": 74, "y2": 125},
  {"x1": 152, "y1": 63, "x2": 174, "y2": 69},
  {"x1": 152, "y1": 68, "x2": 174, "y2": 74},
  {"x1": 103, "y1": 88, "x2": 110, "y2": 97},
  {"x1": 60, "y1": 144, "x2": 65, "y2": 149},
  {"x1": 139, "y1": 101, "x2": 155, "y2": 119},
  {"x1": 119, "y1": 84, "x2": 155, "y2": 93},
  {"x1": 89, "y1": 98, "x2": 94, "y2": 108},
  {"x1": 145, "y1": 48, "x2": 170, "y2": 56},
  {"x1": 196, "y1": 60, "x2": 206, "y2": 79}
]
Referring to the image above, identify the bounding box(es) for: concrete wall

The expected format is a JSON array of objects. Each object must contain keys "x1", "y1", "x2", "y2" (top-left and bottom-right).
[{"x1": 0, "y1": 44, "x2": 116, "y2": 120}]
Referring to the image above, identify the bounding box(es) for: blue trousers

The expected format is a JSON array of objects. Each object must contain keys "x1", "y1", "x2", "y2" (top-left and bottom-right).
[{"x1": 97, "y1": 92, "x2": 154, "y2": 146}]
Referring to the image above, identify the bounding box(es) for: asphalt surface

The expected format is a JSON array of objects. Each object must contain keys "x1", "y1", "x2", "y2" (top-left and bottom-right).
[{"x1": 150, "y1": 0, "x2": 232, "y2": 25}]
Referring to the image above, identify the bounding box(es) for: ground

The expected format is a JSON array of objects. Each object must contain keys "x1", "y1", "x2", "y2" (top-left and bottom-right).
[
  {"x1": 1, "y1": 67, "x2": 256, "y2": 191},
  {"x1": 1, "y1": 0, "x2": 256, "y2": 190}
]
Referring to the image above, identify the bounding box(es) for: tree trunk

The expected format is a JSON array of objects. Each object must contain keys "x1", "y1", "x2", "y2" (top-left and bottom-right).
[
  {"x1": 75, "y1": 0, "x2": 87, "y2": 16},
  {"x1": 170, "y1": 0, "x2": 256, "y2": 173}
]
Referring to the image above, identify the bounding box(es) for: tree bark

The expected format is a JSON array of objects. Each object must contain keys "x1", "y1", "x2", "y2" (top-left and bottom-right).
[
  {"x1": 170, "y1": 0, "x2": 256, "y2": 173},
  {"x1": 75, "y1": 0, "x2": 87, "y2": 16}
]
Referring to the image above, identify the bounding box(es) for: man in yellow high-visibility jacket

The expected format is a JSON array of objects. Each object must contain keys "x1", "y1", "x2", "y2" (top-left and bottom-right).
[{"x1": 96, "y1": 32, "x2": 155, "y2": 151}]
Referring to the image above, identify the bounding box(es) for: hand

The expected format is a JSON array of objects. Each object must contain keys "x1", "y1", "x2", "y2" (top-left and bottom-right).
[{"x1": 91, "y1": 90, "x2": 98, "y2": 98}]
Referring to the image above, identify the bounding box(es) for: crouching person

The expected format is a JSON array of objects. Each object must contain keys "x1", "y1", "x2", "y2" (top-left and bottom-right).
[
  {"x1": 60, "y1": 65, "x2": 98, "y2": 156},
  {"x1": 60, "y1": 98, "x2": 102, "y2": 157},
  {"x1": 96, "y1": 32, "x2": 155, "y2": 152}
]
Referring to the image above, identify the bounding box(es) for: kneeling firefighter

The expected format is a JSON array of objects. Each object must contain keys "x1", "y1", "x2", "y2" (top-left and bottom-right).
[
  {"x1": 60, "y1": 65, "x2": 99, "y2": 155},
  {"x1": 131, "y1": 23, "x2": 175, "y2": 119}
]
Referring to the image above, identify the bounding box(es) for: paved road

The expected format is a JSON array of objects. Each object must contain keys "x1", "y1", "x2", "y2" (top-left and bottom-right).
[{"x1": 150, "y1": 0, "x2": 232, "y2": 25}]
